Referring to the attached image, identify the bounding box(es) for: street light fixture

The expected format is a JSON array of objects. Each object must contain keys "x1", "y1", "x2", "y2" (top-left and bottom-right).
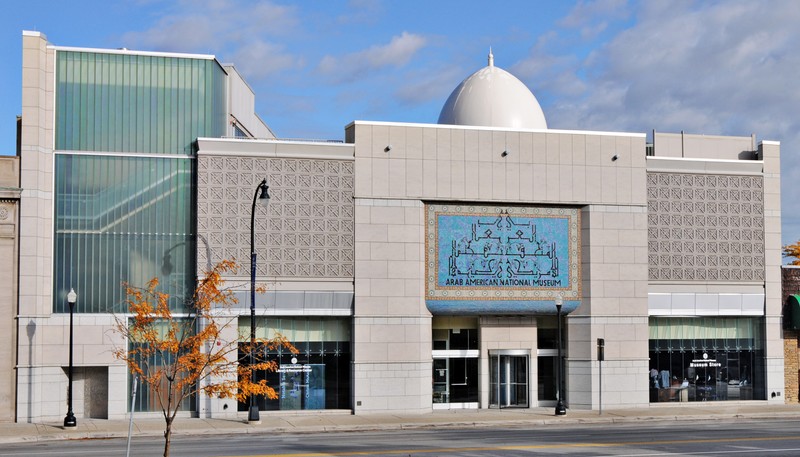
[
  {"x1": 555, "y1": 295, "x2": 567, "y2": 416},
  {"x1": 248, "y1": 179, "x2": 270, "y2": 424},
  {"x1": 64, "y1": 288, "x2": 77, "y2": 427}
]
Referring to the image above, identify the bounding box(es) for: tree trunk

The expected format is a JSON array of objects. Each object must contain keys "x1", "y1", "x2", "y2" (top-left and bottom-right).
[{"x1": 163, "y1": 416, "x2": 173, "y2": 457}]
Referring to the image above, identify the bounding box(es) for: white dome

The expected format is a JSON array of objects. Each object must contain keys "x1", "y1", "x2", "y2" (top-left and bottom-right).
[{"x1": 438, "y1": 52, "x2": 547, "y2": 130}]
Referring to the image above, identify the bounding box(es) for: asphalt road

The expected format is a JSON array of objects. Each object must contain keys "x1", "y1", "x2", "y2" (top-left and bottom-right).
[{"x1": 2, "y1": 418, "x2": 800, "y2": 457}]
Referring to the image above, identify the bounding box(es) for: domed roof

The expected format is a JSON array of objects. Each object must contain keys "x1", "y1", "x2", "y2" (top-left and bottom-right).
[{"x1": 438, "y1": 51, "x2": 547, "y2": 130}]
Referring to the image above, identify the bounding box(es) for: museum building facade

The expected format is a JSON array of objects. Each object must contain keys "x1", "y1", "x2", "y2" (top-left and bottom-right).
[{"x1": 11, "y1": 31, "x2": 783, "y2": 423}]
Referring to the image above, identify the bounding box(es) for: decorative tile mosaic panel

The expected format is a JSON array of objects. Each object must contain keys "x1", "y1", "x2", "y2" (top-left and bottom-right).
[
  {"x1": 646, "y1": 172, "x2": 764, "y2": 281},
  {"x1": 197, "y1": 156, "x2": 354, "y2": 278},
  {"x1": 425, "y1": 204, "x2": 581, "y2": 306}
]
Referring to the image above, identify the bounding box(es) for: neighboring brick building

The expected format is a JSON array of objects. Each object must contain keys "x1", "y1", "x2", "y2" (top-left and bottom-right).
[{"x1": 783, "y1": 266, "x2": 800, "y2": 403}]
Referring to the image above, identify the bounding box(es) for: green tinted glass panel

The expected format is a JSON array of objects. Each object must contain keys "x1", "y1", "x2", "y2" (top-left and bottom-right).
[
  {"x1": 238, "y1": 317, "x2": 351, "y2": 342},
  {"x1": 55, "y1": 51, "x2": 226, "y2": 154},
  {"x1": 54, "y1": 154, "x2": 195, "y2": 313},
  {"x1": 649, "y1": 316, "x2": 764, "y2": 350}
]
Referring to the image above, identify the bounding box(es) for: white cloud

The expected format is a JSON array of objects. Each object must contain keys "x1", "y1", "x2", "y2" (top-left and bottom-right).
[
  {"x1": 120, "y1": 0, "x2": 303, "y2": 82},
  {"x1": 121, "y1": 1, "x2": 297, "y2": 53},
  {"x1": 318, "y1": 32, "x2": 427, "y2": 84},
  {"x1": 557, "y1": 0, "x2": 630, "y2": 40},
  {"x1": 511, "y1": 33, "x2": 585, "y2": 100},
  {"x1": 121, "y1": 13, "x2": 220, "y2": 52},
  {"x1": 394, "y1": 65, "x2": 465, "y2": 106},
  {"x1": 524, "y1": 0, "x2": 800, "y2": 246},
  {"x1": 551, "y1": 1, "x2": 800, "y2": 133},
  {"x1": 337, "y1": 0, "x2": 384, "y2": 25},
  {"x1": 229, "y1": 40, "x2": 303, "y2": 80},
  {"x1": 233, "y1": 1, "x2": 299, "y2": 38}
]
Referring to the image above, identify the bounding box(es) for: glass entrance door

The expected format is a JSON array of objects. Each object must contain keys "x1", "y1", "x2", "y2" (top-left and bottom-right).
[{"x1": 489, "y1": 350, "x2": 530, "y2": 408}]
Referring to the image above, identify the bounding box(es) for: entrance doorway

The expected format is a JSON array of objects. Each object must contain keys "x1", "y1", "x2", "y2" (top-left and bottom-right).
[
  {"x1": 537, "y1": 349, "x2": 558, "y2": 405},
  {"x1": 489, "y1": 350, "x2": 530, "y2": 408},
  {"x1": 432, "y1": 324, "x2": 479, "y2": 409},
  {"x1": 432, "y1": 357, "x2": 479, "y2": 407}
]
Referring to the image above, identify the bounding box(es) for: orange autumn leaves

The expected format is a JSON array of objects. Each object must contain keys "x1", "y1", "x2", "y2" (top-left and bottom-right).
[
  {"x1": 785, "y1": 241, "x2": 800, "y2": 266},
  {"x1": 114, "y1": 259, "x2": 296, "y2": 412}
]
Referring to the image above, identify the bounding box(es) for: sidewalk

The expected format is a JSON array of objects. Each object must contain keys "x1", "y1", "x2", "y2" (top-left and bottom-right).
[{"x1": 3, "y1": 403, "x2": 800, "y2": 444}]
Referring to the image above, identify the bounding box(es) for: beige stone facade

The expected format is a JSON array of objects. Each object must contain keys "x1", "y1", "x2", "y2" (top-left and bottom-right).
[
  {"x1": 192, "y1": 123, "x2": 781, "y2": 413},
  {"x1": 345, "y1": 122, "x2": 652, "y2": 411},
  {"x1": 12, "y1": 32, "x2": 785, "y2": 423}
]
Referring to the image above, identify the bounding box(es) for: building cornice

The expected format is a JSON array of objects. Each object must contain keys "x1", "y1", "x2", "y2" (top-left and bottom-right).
[
  {"x1": 646, "y1": 156, "x2": 764, "y2": 175},
  {"x1": 346, "y1": 120, "x2": 647, "y2": 138},
  {"x1": 197, "y1": 137, "x2": 355, "y2": 161},
  {"x1": 0, "y1": 189, "x2": 22, "y2": 200}
]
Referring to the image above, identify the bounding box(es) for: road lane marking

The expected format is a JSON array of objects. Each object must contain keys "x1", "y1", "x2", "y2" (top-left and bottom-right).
[{"x1": 219, "y1": 434, "x2": 800, "y2": 457}]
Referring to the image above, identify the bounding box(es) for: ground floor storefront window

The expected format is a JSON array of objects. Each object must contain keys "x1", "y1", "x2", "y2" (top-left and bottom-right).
[
  {"x1": 238, "y1": 317, "x2": 351, "y2": 411},
  {"x1": 649, "y1": 316, "x2": 765, "y2": 402},
  {"x1": 128, "y1": 319, "x2": 196, "y2": 413}
]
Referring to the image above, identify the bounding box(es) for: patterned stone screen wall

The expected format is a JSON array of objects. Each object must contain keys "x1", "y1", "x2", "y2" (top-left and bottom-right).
[
  {"x1": 197, "y1": 156, "x2": 354, "y2": 278},
  {"x1": 646, "y1": 172, "x2": 764, "y2": 282}
]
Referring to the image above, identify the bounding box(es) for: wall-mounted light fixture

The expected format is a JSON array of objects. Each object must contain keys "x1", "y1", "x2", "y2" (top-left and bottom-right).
[
  {"x1": 501, "y1": 150, "x2": 509, "y2": 157},
  {"x1": 385, "y1": 145, "x2": 392, "y2": 152},
  {"x1": 611, "y1": 154, "x2": 619, "y2": 161}
]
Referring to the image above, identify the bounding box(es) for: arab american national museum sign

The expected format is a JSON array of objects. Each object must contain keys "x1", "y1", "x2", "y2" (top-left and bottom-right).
[{"x1": 425, "y1": 204, "x2": 581, "y2": 314}]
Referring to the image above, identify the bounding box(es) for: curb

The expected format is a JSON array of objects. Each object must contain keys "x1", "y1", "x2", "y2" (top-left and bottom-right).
[{"x1": 3, "y1": 411, "x2": 800, "y2": 445}]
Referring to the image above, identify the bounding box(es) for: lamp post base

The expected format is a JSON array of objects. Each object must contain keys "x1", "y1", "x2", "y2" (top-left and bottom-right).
[
  {"x1": 554, "y1": 400, "x2": 567, "y2": 416},
  {"x1": 247, "y1": 405, "x2": 261, "y2": 424},
  {"x1": 64, "y1": 412, "x2": 77, "y2": 427}
]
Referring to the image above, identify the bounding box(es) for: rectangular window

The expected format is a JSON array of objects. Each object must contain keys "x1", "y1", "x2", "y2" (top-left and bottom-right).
[
  {"x1": 238, "y1": 317, "x2": 351, "y2": 411},
  {"x1": 53, "y1": 154, "x2": 195, "y2": 313},
  {"x1": 128, "y1": 318, "x2": 196, "y2": 413},
  {"x1": 449, "y1": 328, "x2": 478, "y2": 350},
  {"x1": 55, "y1": 51, "x2": 226, "y2": 155},
  {"x1": 648, "y1": 316, "x2": 765, "y2": 402}
]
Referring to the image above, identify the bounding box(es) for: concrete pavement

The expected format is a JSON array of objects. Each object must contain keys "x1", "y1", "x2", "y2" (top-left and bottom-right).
[{"x1": 3, "y1": 403, "x2": 800, "y2": 445}]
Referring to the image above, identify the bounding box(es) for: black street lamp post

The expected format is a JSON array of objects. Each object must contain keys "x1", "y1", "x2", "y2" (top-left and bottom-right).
[
  {"x1": 555, "y1": 295, "x2": 567, "y2": 416},
  {"x1": 64, "y1": 288, "x2": 77, "y2": 427},
  {"x1": 248, "y1": 179, "x2": 270, "y2": 424}
]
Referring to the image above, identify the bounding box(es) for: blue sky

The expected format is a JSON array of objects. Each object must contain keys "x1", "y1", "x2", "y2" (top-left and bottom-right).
[{"x1": 4, "y1": 0, "x2": 800, "y2": 250}]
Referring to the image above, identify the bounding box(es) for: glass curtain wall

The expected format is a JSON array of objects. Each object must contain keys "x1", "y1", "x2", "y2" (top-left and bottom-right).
[
  {"x1": 55, "y1": 51, "x2": 226, "y2": 155},
  {"x1": 52, "y1": 50, "x2": 226, "y2": 314},
  {"x1": 237, "y1": 317, "x2": 351, "y2": 411},
  {"x1": 53, "y1": 50, "x2": 227, "y2": 412},
  {"x1": 648, "y1": 316, "x2": 765, "y2": 402},
  {"x1": 54, "y1": 155, "x2": 195, "y2": 312}
]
